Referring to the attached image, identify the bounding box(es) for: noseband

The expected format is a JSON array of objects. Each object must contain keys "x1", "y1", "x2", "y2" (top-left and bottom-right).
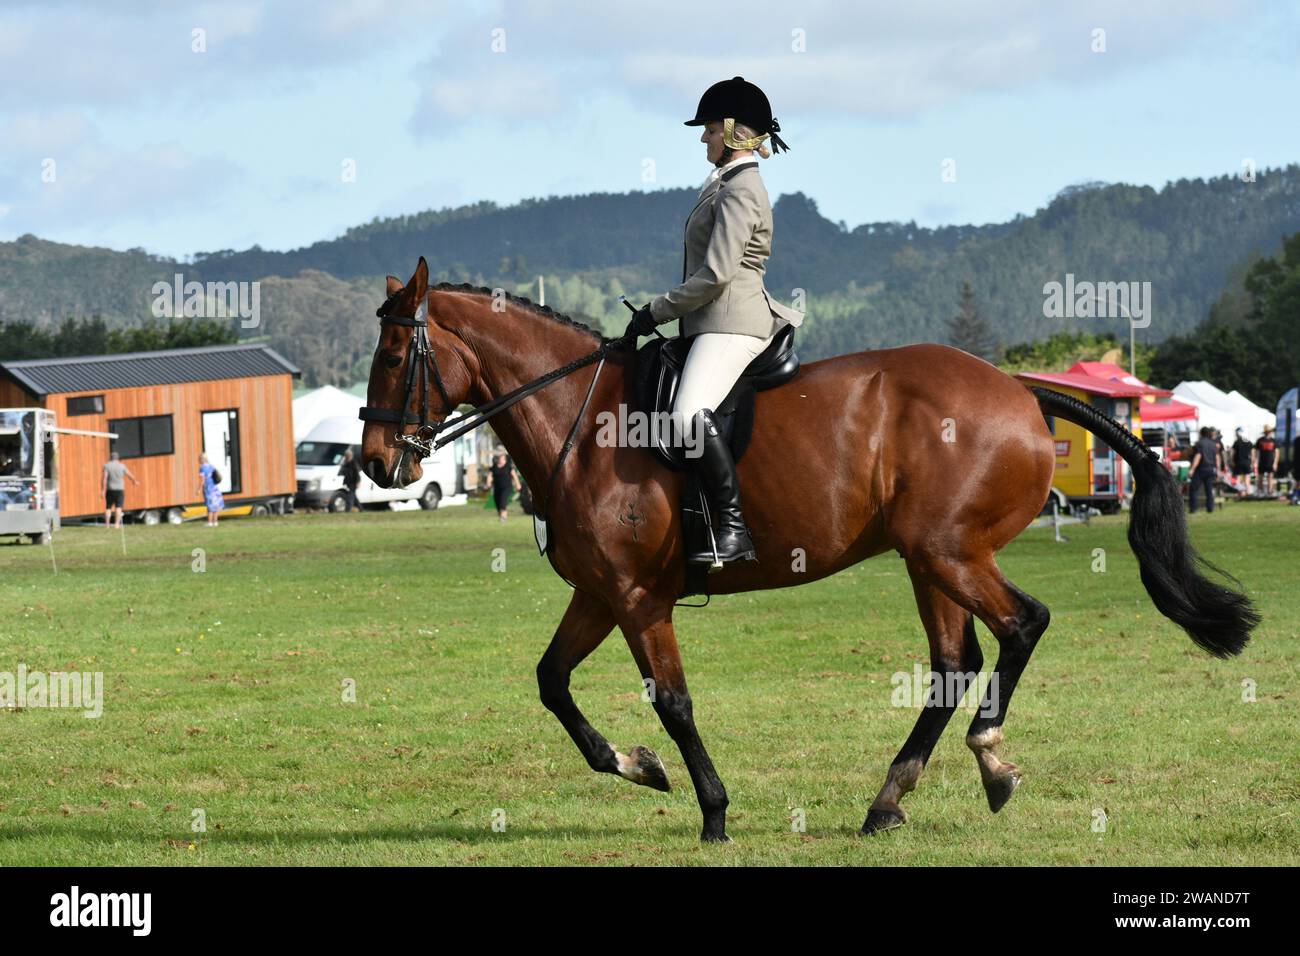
[{"x1": 358, "y1": 298, "x2": 456, "y2": 460}]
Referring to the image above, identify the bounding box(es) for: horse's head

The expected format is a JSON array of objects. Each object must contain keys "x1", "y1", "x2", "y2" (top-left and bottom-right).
[{"x1": 360, "y1": 257, "x2": 476, "y2": 489}]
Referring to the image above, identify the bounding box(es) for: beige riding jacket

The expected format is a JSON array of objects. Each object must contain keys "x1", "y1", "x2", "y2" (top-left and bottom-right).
[{"x1": 649, "y1": 158, "x2": 805, "y2": 338}]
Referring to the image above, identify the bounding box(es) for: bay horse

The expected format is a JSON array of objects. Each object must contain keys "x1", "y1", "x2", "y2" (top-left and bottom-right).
[{"x1": 361, "y1": 258, "x2": 1258, "y2": 842}]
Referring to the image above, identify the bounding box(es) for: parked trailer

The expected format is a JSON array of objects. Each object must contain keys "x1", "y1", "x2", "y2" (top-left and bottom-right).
[{"x1": 0, "y1": 409, "x2": 60, "y2": 543}]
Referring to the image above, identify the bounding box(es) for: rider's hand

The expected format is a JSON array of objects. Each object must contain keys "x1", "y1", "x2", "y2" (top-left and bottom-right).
[{"x1": 622, "y1": 304, "x2": 657, "y2": 340}]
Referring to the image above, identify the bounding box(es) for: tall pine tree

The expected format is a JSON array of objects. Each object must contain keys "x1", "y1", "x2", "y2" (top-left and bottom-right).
[{"x1": 948, "y1": 281, "x2": 999, "y2": 361}]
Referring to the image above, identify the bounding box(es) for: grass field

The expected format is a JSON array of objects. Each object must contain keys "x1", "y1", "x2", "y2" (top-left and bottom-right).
[{"x1": 1, "y1": 499, "x2": 1297, "y2": 866}]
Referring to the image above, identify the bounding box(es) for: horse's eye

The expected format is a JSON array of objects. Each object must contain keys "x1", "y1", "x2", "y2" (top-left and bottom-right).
[{"x1": 382, "y1": 351, "x2": 402, "y2": 369}]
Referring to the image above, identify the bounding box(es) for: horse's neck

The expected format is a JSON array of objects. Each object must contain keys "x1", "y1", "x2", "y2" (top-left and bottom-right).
[{"x1": 458, "y1": 305, "x2": 608, "y2": 505}]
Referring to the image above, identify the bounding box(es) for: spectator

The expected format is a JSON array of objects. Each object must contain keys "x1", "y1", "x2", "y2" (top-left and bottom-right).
[
  {"x1": 1163, "y1": 434, "x2": 1177, "y2": 474},
  {"x1": 1230, "y1": 427, "x2": 1254, "y2": 494},
  {"x1": 198, "y1": 453, "x2": 225, "y2": 527},
  {"x1": 1188, "y1": 426, "x2": 1222, "y2": 513},
  {"x1": 1255, "y1": 426, "x2": 1278, "y2": 497},
  {"x1": 101, "y1": 451, "x2": 140, "y2": 529},
  {"x1": 489, "y1": 447, "x2": 521, "y2": 523},
  {"x1": 337, "y1": 448, "x2": 362, "y2": 512}
]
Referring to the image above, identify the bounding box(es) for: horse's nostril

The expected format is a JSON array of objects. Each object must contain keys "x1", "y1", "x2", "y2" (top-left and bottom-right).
[{"x1": 365, "y1": 459, "x2": 387, "y2": 483}]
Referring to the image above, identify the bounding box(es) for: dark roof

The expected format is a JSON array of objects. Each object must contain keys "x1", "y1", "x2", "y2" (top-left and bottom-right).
[{"x1": 0, "y1": 343, "x2": 301, "y2": 397}]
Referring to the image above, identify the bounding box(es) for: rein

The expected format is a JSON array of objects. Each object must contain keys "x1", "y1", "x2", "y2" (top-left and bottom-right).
[{"x1": 358, "y1": 293, "x2": 618, "y2": 520}]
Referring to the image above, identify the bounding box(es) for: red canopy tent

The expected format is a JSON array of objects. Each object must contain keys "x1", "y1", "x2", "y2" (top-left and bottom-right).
[{"x1": 1140, "y1": 398, "x2": 1198, "y2": 422}]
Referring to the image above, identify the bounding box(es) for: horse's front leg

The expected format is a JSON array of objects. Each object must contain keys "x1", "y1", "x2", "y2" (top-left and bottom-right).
[
  {"x1": 615, "y1": 598, "x2": 730, "y2": 843},
  {"x1": 536, "y1": 588, "x2": 671, "y2": 792}
]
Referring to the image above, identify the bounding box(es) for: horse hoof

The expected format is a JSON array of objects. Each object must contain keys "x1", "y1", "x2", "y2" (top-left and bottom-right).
[
  {"x1": 985, "y1": 767, "x2": 1022, "y2": 813},
  {"x1": 701, "y1": 830, "x2": 732, "y2": 843},
  {"x1": 860, "y1": 807, "x2": 907, "y2": 835},
  {"x1": 624, "y1": 745, "x2": 672, "y2": 792}
]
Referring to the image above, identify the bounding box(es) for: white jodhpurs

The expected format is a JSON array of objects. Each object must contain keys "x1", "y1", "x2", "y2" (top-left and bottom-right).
[{"x1": 671, "y1": 329, "x2": 779, "y2": 421}]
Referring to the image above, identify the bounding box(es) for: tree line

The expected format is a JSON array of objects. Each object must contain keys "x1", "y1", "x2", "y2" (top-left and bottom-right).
[
  {"x1": 0, "y1": 315, "x2": 237, "y2": 362},
  {"x1": 949, "y1": 231, "x2": 1300, "y2": 407},
  {"x1": 4, "y1": 164, "x2": 1300, "y2": 391}
]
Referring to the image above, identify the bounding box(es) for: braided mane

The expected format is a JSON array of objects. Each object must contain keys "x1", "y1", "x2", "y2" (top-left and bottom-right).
[{"x1": 430, "y1": 282, "x2": 607, "y2": 342}]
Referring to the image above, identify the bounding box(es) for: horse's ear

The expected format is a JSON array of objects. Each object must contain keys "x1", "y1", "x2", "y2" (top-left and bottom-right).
[
  {"x1": 410, "y1": 257, "x2": 429, "y2": 299},
  {"x1": 385, "y1": 275, "x2": 403, "y2": 296}
]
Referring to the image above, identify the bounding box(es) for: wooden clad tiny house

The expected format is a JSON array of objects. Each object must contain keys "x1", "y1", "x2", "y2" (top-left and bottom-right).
[{"x1": 0, "y1": 344, "x2": 300, "y2": 522}]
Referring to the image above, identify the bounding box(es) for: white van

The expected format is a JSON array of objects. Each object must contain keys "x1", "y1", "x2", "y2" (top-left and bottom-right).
[{"x1": 294, "y1": 415, "x2": 463, "y2": 511}]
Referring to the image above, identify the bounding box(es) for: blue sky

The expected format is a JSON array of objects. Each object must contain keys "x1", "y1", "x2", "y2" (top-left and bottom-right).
[{"x1": 1, "y1": 0, "x2": 1296, "y2": 260}]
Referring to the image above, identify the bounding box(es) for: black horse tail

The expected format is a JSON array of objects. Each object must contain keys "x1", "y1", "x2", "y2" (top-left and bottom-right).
[{"x1": 1031, "y1": 387, "x2": 1258, "y2": 658}]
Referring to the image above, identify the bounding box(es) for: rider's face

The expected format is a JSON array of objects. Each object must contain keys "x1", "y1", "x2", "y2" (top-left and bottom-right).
[{"x1": 701, "y1": 121, "x2": 725, "y2": 165}]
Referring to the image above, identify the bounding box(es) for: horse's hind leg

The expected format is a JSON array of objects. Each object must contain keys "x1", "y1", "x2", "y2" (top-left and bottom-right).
[
  {"x1": 914, "y1": 553, "x2": 1051, "y2": 813},
  {"x1": 537, "y1": 588, "x2": 670, "y2": 792},
  {"x1": 964, "y1": 572, "x2": 1050, "y2": 813},
  {"x1": 863, "y1": 573, "x2": 982, "y2": 835},
  {"x1": 616, "y1": 602, "x2": 730, "y2": 842}
]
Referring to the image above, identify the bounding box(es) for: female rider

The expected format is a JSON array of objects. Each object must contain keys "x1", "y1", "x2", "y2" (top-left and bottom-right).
[{"x1": 623, "y1": 76, "x2": 802, "y2": 567}]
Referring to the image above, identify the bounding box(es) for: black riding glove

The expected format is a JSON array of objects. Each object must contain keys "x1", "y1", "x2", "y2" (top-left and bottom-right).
[
  {"x1": 611, "y1": 304, "x2": 656, "y2": 350},
  {"x1": 624, "y1": 305, "x2": 657, "y2": 340}
]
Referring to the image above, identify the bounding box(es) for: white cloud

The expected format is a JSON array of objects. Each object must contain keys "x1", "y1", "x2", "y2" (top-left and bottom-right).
[
  {"x1": 404, "y1": 0, "x2": 1250, "y2": 129},
  {"x1": 0, "y1": 110, "x2": 240, "y2": 234},
  {"x1": 410, "y1": 66, "x2": 567, "y2": 127},
  {"x1": 0, "y1": 0, "x2": 1254, "y2": 126},
  {"x1": 1, "y1": 110, "x2": 96, "y2": 154},
  {"x1": 0, "y1": 0, "x2": 454, "y2": 110},
  {"x1": 0, "y1": 0, "x2": 1276, "y2": 255}
]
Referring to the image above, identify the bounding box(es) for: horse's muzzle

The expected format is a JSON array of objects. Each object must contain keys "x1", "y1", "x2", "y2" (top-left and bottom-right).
[{"x1": 365, "y1": 457, "x2": 390, "y2": 488}]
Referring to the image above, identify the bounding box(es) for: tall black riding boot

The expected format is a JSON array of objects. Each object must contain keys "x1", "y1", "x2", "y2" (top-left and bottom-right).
[{"x1": 686, "y1": 408, "x2": 757, "y2": 568}]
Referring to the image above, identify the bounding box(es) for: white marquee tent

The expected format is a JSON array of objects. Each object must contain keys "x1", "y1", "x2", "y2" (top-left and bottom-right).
[
  {"x1": 1172, "y1": 381, "x2": 1276, "y2": 438},
  {"x1": 292, "y1": 385, "x2": 363, "y2": 442}
]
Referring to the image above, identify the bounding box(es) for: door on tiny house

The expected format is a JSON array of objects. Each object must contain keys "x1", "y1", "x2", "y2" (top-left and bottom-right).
[{"x1": 201, "y1": 409, "x2": 242, "y2": 495}]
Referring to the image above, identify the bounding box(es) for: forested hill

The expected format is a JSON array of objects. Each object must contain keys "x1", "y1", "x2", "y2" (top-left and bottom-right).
[{"x1": 3, "y1": 163, "x2": 1299, "y2": 386}]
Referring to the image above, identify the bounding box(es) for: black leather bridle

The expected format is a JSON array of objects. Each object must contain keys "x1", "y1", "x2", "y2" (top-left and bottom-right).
[
  {"x1": 358, "y1": 297, "x2": 455, "y2": 462},
  {"x1": 356, "y1": 291, "x2": 615, "y2": 518}
]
